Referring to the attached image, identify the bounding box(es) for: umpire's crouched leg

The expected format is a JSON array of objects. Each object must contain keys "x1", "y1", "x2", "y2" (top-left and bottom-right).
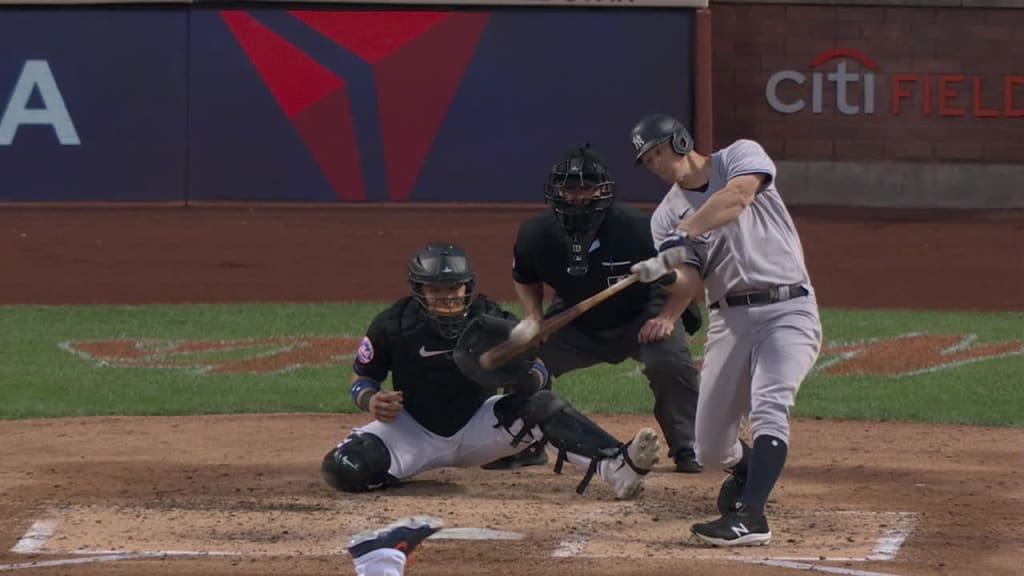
[{"x1": 638, "y1": 326, "x2": 701, "y2": 472}]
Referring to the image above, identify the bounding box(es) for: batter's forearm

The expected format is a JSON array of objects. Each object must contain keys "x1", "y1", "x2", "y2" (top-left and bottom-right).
[
  {"x1": 514, "y1": 281, "x2": 545, "y2": 320},
  {"x1": 678, "y1": 189, "x2": 747, "y2": 237}
]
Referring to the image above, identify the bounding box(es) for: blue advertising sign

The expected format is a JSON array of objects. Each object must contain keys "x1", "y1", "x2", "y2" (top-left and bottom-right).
[
  {"x1": 190, "y1": 7, "x2": 694, "y2": 203},
  {"x1": 0, "y1": 9, "x2": 188, "y2": 201},
  {"x1": 1, "y1": 7, "x2": 693, "y2": 203}
]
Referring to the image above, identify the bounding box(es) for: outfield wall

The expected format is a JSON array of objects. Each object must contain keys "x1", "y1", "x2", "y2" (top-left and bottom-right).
[
  {"x1": 0, "y1": 3, "x2": 701, "y2": 203},
  {"x1": 3, "y1": 0, "x2": 1022, "y2": 207},
  {"x1": 712, "y1": 0, "x2": 1024, "y2": 207}
]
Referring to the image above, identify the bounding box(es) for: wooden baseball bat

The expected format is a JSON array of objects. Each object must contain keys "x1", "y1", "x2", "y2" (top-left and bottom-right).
[{"x1": 479, "y1": 273, "x2": 640, "y2": 370}]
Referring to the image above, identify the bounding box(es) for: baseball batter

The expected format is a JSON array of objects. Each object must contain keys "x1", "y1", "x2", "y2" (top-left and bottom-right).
[
  {"x1": 629, "y1": 114, "x2": 823, "y2": 547},
  {"x1": 320, "y1": 242, "x2": 661, "y2": 502}
]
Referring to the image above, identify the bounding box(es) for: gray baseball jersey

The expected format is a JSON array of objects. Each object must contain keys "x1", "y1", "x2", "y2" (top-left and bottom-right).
[
  {"x1": 648, "y1": 139, "x2": 821, "y2": 471},
  {"x1": 650, "y1": 139, "x2": 812, "y2": 305}
]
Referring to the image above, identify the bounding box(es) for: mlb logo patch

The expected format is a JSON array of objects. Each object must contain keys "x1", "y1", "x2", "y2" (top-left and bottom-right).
[{"x1": 357, "y1": 337, "x2": 374, "y2": 364}]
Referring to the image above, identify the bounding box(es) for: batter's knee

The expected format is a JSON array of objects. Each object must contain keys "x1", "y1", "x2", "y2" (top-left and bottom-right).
[
  {"x1": 694, "y1": 438, "x2": 744, "y2": 470},
  {"x1": 321, "y1": 432, "x2": 395, "y2": 492}
]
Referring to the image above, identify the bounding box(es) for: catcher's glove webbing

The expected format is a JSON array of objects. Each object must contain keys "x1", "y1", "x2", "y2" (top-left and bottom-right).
[{"x1": 454, "y1": 315, "x2": 537, "y2": 392}]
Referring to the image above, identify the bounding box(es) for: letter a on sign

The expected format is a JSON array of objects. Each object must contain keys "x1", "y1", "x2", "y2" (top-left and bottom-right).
[{"x1": 0, "y1": 60, "x2": 81, "y2": 146}]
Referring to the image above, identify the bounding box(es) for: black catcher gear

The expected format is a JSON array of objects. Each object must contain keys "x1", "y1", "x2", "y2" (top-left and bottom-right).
[
  {"x1": 544, "y1": 144, "x2": 615, "y2": 276},
  {"x1": 408, "y1": 242, "x2": 476, "y2": 339},
  {"x1": 321, "y1": 432, "x2": 397, "y2": 492},
  {"x1": 630, "y1": 113, "x2": 694, "y2": 163}
]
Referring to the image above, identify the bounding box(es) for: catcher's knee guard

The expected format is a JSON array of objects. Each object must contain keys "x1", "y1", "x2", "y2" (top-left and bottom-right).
[
  {"x1": 518, "y1": 390, "x2": 625, "y2": 494},
  {"x1": 321, "y1": 432, "x2": 396, "y2": 492}
]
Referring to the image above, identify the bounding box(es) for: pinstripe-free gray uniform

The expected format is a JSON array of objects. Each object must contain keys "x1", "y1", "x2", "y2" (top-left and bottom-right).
[{"x1": 649, "y1": 139, "x2": 822, "y2": 470}]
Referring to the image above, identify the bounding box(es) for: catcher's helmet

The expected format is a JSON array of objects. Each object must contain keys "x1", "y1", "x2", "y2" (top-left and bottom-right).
[
  {"x1": 544, "y1": 144, "x2": 615, "y2": 276},
  {"x1": 408, "y1": 243, "x2": 476, "y2": 339},
  {"x1": 630, "y1": 114, "x2": 694, "y2": 164}
]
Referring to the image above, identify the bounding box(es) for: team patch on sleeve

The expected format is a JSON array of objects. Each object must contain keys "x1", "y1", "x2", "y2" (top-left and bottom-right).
[{"x1": 356, "y1": 336, "x2": 374, "y2": 364}]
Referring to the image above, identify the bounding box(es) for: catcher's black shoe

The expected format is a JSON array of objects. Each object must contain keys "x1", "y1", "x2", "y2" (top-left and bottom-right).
[
  {"x1": 347, "y1": 515, "x2": 444, "y2": 560},
  {"x1": 691, "y1": 504, "x2": 771, "y2": 547},
  {"x1": 716, "y1": 472, "x2": 746, "y2": 514},
  {"x1": 481, "y1": 441, "x2": 549, "y2": 470}
]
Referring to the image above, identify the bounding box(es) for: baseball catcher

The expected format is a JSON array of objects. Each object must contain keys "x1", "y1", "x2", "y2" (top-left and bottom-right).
[{"x1": 320, "y1": 242, "x2": 660, "y2": 499}]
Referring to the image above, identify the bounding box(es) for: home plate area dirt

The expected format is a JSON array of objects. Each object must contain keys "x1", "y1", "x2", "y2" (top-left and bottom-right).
[{"x1": 0, "y1": 414, "x2": 1020, "y2": 576}]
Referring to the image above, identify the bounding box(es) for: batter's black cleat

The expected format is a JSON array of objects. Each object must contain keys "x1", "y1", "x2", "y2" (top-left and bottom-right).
[
  {"x1": 347, "y1": 515, "x2": 444, "y2": 560},
  {"x1": 716, "y1": 472, "x2": 746, "y2": 514},
  {"x1": 481, "y1": 441, "x2": 549, "y2": 470},
  {"x1": 691, "y1": 504, "x2": 771, "y2": 547}
]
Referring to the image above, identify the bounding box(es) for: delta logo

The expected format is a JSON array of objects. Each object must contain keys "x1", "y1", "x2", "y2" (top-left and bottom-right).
[{"x1": 765, "y1": 48, "x2": 1024, "y2": 117}]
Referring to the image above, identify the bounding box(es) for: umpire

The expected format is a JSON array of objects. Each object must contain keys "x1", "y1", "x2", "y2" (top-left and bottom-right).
[{"x1": 490, "y1": 143, "x2": 702, "y2": 473}]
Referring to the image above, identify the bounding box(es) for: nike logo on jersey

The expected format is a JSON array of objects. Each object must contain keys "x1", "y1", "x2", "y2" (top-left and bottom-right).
[{"x1": 419, "y1": 346, "x2": 453, "y2": 358}]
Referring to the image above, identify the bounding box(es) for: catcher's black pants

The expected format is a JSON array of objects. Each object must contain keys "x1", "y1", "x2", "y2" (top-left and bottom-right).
[{"x1": 536, "y1": 313, "x2": 699, "y2": 461}]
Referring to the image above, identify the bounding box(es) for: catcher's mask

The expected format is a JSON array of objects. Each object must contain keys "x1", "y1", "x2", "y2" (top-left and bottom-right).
[
  {"x1": 544, "y1": 144, "x2": 615, "y2": 276},
  {"x1": 408, "y1": 242, "x2": 477, "y2": 339}
]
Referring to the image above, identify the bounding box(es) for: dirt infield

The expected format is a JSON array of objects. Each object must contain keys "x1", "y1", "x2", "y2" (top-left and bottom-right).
[{"x1": 1, "y1": 206, "x2": 1023, "y2": 576}]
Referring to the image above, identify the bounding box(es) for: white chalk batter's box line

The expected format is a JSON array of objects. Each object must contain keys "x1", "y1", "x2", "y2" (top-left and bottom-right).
[{"x1": 3, "y1": 509, "x2": 917, "y2": 575}]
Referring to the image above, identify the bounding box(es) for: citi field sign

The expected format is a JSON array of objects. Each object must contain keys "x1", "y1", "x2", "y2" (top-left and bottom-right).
[{"x1": 766, "y1": 48, "x2": 1024, "y2": 117}]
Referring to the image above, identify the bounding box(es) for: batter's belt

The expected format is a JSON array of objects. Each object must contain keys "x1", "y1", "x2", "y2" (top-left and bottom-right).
[{"x1": 710, "y1": 284, "x2": 809, "y2": 310}]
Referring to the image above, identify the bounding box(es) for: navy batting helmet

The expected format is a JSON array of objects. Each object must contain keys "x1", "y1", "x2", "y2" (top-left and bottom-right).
[
  {"x1": 630, "y1": 114, "x2": 694, "y2": 164},
  {"x1": 408, "y1": 243, "x2": 476, "y2": 339}
]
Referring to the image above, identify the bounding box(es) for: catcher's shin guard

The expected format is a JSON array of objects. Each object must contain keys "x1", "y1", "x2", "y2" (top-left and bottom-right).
[{"x1": 518, "y1": 390, "x2": 624, "y2": 494}]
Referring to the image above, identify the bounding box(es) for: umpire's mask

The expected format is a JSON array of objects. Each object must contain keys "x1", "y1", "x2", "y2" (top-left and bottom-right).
[{"x1": 544, "y1": 144, "x2": 615, "y2": 276}]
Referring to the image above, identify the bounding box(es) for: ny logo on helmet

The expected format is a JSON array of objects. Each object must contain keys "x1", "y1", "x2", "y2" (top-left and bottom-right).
[{"x1": 632, "y1": 134, "x2": 645, "y2": 150}]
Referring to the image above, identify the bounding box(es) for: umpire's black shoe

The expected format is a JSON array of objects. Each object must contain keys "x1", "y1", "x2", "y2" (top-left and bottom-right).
[
  {"x1": 481, "y1": 442, "x2": 549, "y2": 470},
  {"x1": 673, "y1": 452, "x2": 703, "y2": 474},
  {"x1": 691, "y1": 504, "x2": 771, "y2": 547},
  {"x1": 716, "y1": 472, "x2": 746, "y2": 513}
]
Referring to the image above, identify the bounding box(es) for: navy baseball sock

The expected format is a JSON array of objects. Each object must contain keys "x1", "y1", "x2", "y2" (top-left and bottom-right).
[{"x1": 739, "y1": 435, "x2": 788, "y2": 517}]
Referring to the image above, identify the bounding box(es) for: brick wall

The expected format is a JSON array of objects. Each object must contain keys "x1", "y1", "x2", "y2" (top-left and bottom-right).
[{"x1": 712, "y1": 4, "x2": 1024, "y2": 163}]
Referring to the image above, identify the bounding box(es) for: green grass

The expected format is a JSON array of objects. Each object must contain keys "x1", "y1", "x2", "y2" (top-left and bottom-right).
[{"x1": 0, "y1": 303, "x2": 1021, "y2": 426}]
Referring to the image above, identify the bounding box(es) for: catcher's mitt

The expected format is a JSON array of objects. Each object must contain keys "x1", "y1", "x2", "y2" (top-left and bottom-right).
[{"x1": 454, "y1": 315, "x2": 537, "y2": 392}]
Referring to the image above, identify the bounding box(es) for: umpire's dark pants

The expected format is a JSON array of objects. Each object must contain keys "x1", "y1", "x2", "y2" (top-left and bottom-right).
[{"x1": 537, "y1": 314, "x2": 699, "y2": 461}]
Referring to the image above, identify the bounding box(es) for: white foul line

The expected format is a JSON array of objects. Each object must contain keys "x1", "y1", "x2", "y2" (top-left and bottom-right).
[
  {"x1": 867, "y1": 512, "x2": 916, "y2": 561},
  {"x1": 739, "y1": 558, "x2": 907, "y2": 576},
  {"x1": 10, "y1": 519, "x2": 56, "y2": 553}
]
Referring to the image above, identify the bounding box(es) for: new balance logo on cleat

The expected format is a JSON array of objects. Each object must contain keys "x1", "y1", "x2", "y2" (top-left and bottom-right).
[{"x1": 730, "y1": 522, "x2": 750, "y2": 538}]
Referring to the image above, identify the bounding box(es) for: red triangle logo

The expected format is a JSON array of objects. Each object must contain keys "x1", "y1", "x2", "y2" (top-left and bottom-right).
[
  {"x1": 220, "y1": 11, "x2": 343, "y2": 118},
  {"x1": 290, "y1": 11, "x2": 451, "y2": 64}
]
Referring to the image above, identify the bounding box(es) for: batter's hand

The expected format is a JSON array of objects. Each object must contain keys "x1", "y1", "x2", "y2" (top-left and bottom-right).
[
  {"x1": 638, "y1": 316, "x2": 675, "y2": 343},
  {"x1": 509, "y1": 317, "x2": 541, "y2": 345},
  {"x1": 631, "y1": 256, "x2": 669, "y2": 283},
  {"x1": 369, "y1": 390, "x2": 403, "y2": 422}
]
